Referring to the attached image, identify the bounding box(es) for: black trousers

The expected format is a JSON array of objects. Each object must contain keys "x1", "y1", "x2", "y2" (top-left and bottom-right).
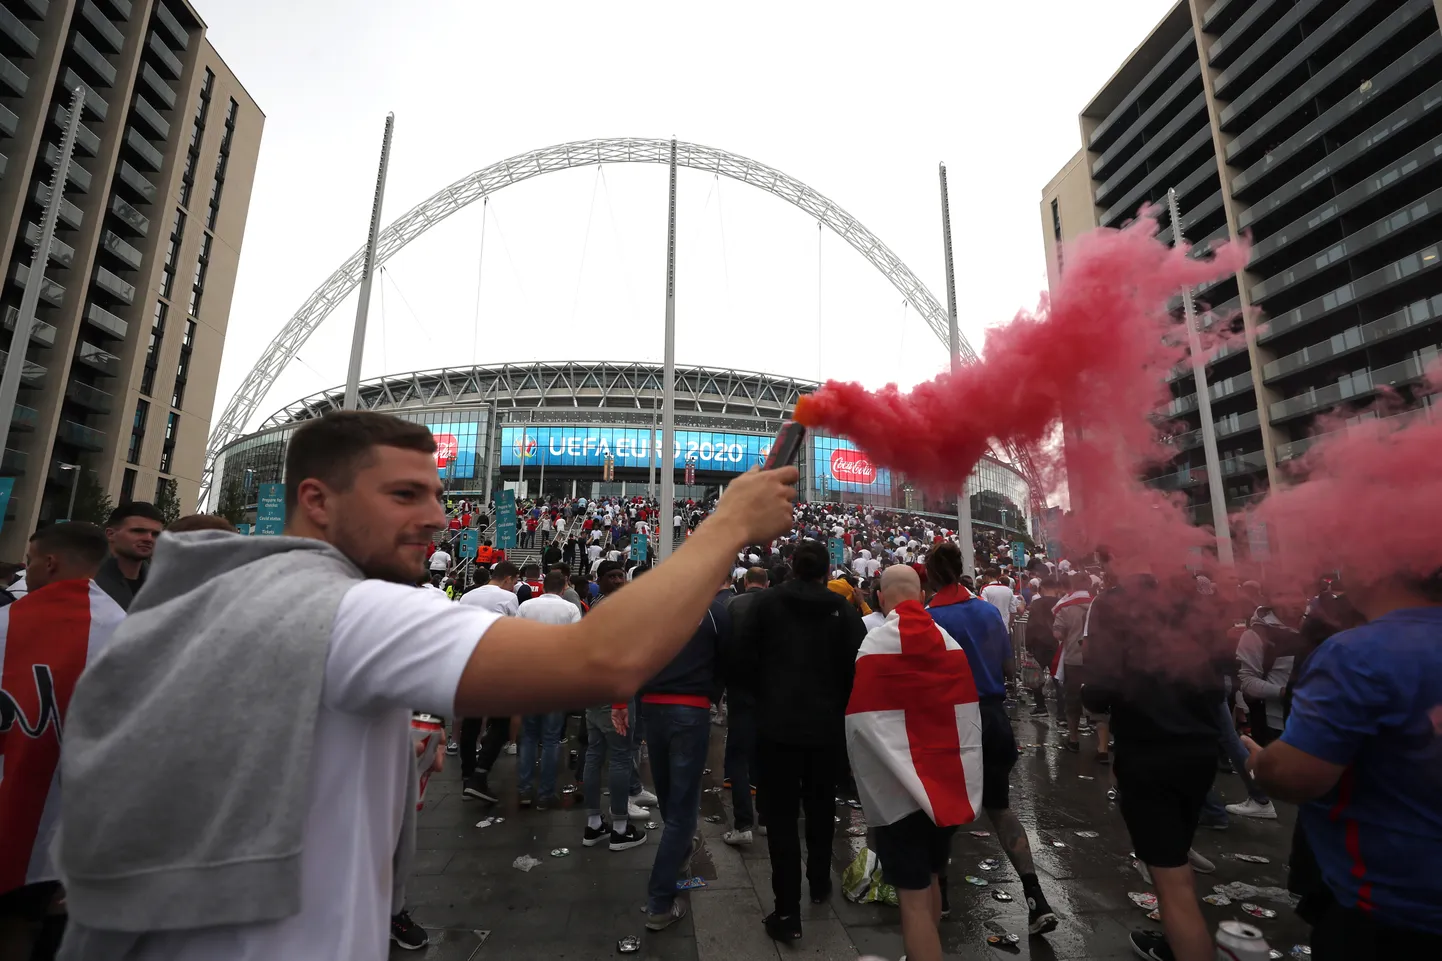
[
  {"x1": 460, "y1": 717, "x2": 511, "y2": 778},
  {"x1": 756, "y1": 738, "x2": 840, "y2": 915}
]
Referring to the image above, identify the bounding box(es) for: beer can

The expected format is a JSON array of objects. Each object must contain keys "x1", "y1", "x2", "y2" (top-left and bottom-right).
[{"x1": 1216, "y1": 920, "x2": 1270, "y2": 961}]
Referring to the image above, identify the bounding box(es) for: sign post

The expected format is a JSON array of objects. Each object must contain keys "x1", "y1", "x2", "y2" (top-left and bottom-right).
[
  {"x1": 632, "y1": 530, "x2": 649, "y2": 564},
  {"x1": 1011, "y1": 541, "x2": 1027, "y2": 569},
  {"x1": 256, "y1": 483, "x2": 286, "y2": 535},
  {"x1": 494, "y1": 489, "x2": 517, "y2": 550},
  {"x1": 828, "y1": 537, "x2": 846, "y2": 570},
  {"x1": 459, "y1": 527, "x2": 479, "y2": 560}
]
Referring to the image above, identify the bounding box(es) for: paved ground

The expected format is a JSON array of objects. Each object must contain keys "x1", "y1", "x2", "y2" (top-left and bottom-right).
[{"x1": 396, "y1": 701, "x2": 1312, "y2": 960}]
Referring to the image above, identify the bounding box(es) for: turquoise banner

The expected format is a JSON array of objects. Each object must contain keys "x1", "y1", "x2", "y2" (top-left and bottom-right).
[
  {"x1": 256, "y1": 483, "x2": 286, "y2": 535},
  {"x1": 494, "y1": 489, "x2": 517, "y2": 550}
]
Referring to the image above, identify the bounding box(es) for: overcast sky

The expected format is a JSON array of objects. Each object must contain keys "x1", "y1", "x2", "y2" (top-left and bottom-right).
[{"x1": 201, "y1": 0, "x2": 1176, "y2": 433}]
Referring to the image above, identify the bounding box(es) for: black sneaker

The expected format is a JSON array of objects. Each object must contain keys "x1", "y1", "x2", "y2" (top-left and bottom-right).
[
  {"x1": 390, "y1": 911, "x2": 428, "y2": 951},
  {"x1": 1029, "y1": 704, "x2": 1047, "y2": 716},
  {"x1": 609, "y1": 824, "x2": 648, "y2": 851},
  {"x1": 1026, "y1": 893, "x2": 1058, "y2": 934},
  {"x1": 462, "y1": 775, "x2": 498, "y2": 803},
  {"x1": 940, "y1": 883, "x2": 951, "y2": 918},
  {"x1": 445, "y1": 740, "x2": 459, "y2": 755},
  {"x1": 763, "y1": 911, "x2": 802, "y2": 941},
  {"x1": 809, "y1": 879, "x2": 832, "y2": 904},
  {"x1": 1064, "y1": 740, "x2": 1079, "y2": 754},
  {"x1": 1129, "y1": 930, "x2": 1175, "y2": 961},
  {"x1": 583, "y1": 824, "x2": 608, "y2": 847},
  {"x1": 536, "y1": 794, "x2": 559, "y2": 811}
]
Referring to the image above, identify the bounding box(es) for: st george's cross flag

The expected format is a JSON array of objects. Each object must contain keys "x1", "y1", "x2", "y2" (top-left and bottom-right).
[
  {"x1": 0, "y1": 579, "x2": 124, "y2": 893},
  {"x1": 845, "y1": 599, "x2": 983, "y2": 827}
]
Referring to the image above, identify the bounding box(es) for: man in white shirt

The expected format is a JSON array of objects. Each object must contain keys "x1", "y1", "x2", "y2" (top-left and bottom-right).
[
  {"x1": 981, "y1": 572, "x2": 1019, "y2": 631},
  {"x1": 54, "y1": 410, "x2": 801, "y2": 961},
  {"x1": 514, "y1": 571, "x2": 584, "y2": 807},
  {"x1": 458, "y1": 561, "x2": 520, "y2": 617},
  {"x1": 454, "y1": 561, "x2": 521, "y2": 804},
  {"x1": 427, "y1": 545, "x2": 451, "y2": 579}
]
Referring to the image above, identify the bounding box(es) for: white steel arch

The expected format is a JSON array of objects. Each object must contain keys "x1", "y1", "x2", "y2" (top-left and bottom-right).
[{"x1": 202, "y1": 138, "x2": 1009, "y2": 506}]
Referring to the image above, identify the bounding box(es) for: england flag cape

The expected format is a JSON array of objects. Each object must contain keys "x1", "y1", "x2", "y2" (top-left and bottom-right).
[
  {"x1": 845, "y1": 599, "x2": 983, "y2": 828},
  {"x1": 0, "y1": 579, "x2": 124, "y2": 891}
]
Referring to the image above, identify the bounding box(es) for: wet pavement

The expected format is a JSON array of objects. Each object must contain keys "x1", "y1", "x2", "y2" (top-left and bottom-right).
[{"x1": 397, "y1": 701, "x2": 1312, "y2": 960}]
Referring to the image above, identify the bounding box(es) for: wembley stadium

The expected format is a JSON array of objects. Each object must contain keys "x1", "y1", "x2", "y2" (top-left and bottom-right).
[{"x1": 212, "y1": 361, "x2": 1034, "y2": 538}]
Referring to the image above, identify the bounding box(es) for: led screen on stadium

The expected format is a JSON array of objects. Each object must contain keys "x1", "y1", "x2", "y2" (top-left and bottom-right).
[
  {"x1": 812, "y1": 434, "x2": 892, "y2": 495},
  {"x1": 500, "y1": 426, "x2": 770, "y2": 473},
  {"x1": 430, "y1": 421, "x2": 482, "y2": 479}
]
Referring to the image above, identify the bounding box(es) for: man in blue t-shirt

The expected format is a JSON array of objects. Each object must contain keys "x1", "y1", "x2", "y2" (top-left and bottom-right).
[{"x1": 1245, "y1": 573, "x2": 1442, "y2": 960}]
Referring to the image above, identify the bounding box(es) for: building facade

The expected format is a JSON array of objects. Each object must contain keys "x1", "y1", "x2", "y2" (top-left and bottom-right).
[
  {"x1": 213, "y1": 361, "x2": 1036, "y2": 541},
  {"x1": 1041, "y1": 0, "x2": 1442, "y2": 532},
  {"x1": 0, "y1": 0, "x2": 261, "y2": 559}
]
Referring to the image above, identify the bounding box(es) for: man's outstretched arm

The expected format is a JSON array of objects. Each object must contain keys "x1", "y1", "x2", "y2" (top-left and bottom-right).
[{"x1": 452, "y1": 467, "x2": 798, "y2": 717}]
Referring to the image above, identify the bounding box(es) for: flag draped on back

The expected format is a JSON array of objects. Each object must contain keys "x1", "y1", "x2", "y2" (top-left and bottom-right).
[
  {"x1": 0, "y1": 579, "x2": 124, "y2": 891},
  {"x1": 845, "y1": 599, "x2": 983, "y2": 828}
]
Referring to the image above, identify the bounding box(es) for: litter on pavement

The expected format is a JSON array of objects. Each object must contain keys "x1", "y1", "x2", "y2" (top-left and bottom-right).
[
  {"x1": 512, "y1": 855, "x2": 541, "y2": 872},
  {"x1": 645, "y1": 821, "x2": 659, "y2": 830},
  {"x1": 1051, "y1": 840, "x2": 1066, "y2": 847},
  {"x1": 1127, "y1": 892, "x2": 1159, "y2": 910},
  {"x1": 1078, "y1": 775, "x2": 1095, "y2": 780},
  {"x1": 979, "y1": 858, "x2": 1000, "y2": 871},
  {"x1": 617, "y1": 936, "x2": 641, "y2": 954},
  {"x1": 1202, "y1": 894, "x2": 1232, "y2": 906},
  {"x1": 703, "y1": 815, "x2": 723, "y2": 823},
  {"x1": 969, "y1": 830, "x2": 991, "y2": 837},
  {"x1": 1212, "y1": 882, "x2": 1301, "y2": 907},
  {"x1": 676, "y1": 877, "x2": 707, "y2": 891},
  {"x1": 1290, "y1": 947, "x2": 1311, "y2": 958},
  {"x1": 963, "y1": 875, "x2": 990, "y2": 886},
  {"x1": 991, "y1": 890, "x2": 1013, "y2": 902},
  {"x1": 1231, "y1": 853, "x2": 1271, "y2": 864},
  {"x1": 1269, "y1": 951, "x2": 1284, "y2": 960},
  {"x1": 1241, "y1": 902, "x2": 1277, "y2": 919},
  {"x1": 550, "y1": 848, "x2": 571, "y2": 858},
  {"x1": 985, "y1": 933, "x2": 1021, "y2": 952},
  {"x1": 1146, "y1": 909, "x2": 1161, "y2": 921},
  {"x1": 1074, "y1": 830, "x2": 1100, "y2": 838},
  {"x1": 847, "y1": 826, "x2": 868, "y2": 837}
]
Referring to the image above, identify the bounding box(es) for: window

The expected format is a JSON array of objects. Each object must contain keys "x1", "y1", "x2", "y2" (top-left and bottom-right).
[
  {"x1": 171, "y1": 319, "x2": 194, "y2": 408},
  {"x1": 188, "y1": 233, "x2": 211, "y2": 317},
  {"x1": 121, "y1": 467, "x2": 137, "y2": 503},
  {"x1": 128, "y1": 399, "x2": 150, "y2": 464},
  {"x1": 159, "y1": 411, "x2": 179, "y2": 473},
  {"x1": 141, "y1": 301, "x2": 166, "y2": 396},
  {"x1": 160, "y1": 209, "x2": 185, "y2": 297},
  {"x1": 179, "y1": 69, "x2": 213, "y2": 208},
  {"x1": 206, "y1": 99, "x2": 238, "y2": 231}
]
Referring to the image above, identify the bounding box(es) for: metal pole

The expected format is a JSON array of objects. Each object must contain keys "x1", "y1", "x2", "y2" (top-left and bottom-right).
[
  {"x1": 0, "y1": 88, "x2": 83, "y2": 461},
  {"x1": 648, "y1": 407, "x2": 657, "y2": 499},
  {"x1": 343, "y1": 113, "x2": 395, "y2": 410},
  {"x1": 66, "y1": 469, "x2": 80, "y2": 520},
  {"x1": 658, "y1": 140, "x2": 679, "y2": 562},
  {"x1": 482, "y1": 402, "x2": 496, "y2": 508},
  {"x1": 517, "y1": 424, "x2": 526, "y2": 497},
  {"x1": 939, "y1": 163, "x2": 976, "y2": 579},
  {"x1": 1168, "y1": 188, "x2": 1234, "y2": 565}
]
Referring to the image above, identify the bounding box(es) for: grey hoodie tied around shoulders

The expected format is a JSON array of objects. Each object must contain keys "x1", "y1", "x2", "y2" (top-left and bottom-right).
[{"x1": 56, "y1": 530, "x2": 375, "y2": 952}]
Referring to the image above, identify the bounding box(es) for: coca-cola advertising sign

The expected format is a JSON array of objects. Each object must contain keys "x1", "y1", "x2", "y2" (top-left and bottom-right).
[
  {"x1": 830, "y1": 448, "x2": 877, "y2": 485},
  {"x1": 434, "y1": 433, "x2": 459, "y2": 468}
]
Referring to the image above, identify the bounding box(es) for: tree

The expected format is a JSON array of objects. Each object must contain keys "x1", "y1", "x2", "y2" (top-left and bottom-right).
[
  {"x1": 217, "y1": 473, "x2": 247, "y2": 527},
  {"x1": 155, "y1": 478, "x2": 181, "y2": 525},
  {"x1": 70, "y1": 469, "x2": 114, "y2": 526}
]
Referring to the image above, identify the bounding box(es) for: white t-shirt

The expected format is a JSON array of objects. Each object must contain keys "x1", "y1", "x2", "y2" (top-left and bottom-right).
[
  {"x1": 586, "y1": 543, "x2": 603, "y2": 564},
  {"x1": 459, "y1": 584, "x2": 519, "y2": 617},
  {"x1": 517, "y1": 592, "x2": 582, "y2": 627},
  {"x1": 862, "y1": 610, "x2": 886, "y2": 633},
  {"x1": 981, "y1": 584, "x2": 1016, "y2": 626},
  {"x1": 428, "y1": 550, "x2": 451, "y2": 572},
  {"x1": 132, "y1": 581, "x2": 498, "y2": 961}
]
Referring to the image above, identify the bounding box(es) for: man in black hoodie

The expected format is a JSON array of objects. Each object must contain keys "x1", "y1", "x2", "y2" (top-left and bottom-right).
[
  {"x1": 1082, "y1": 555, "x2": 1226, "y2": 961},
  {"x1": 731, "y1": 540, "x2": 866, "y2": 942},
  {"x1": 719, "y1": 567, "x2": 769, "y2": 846}
]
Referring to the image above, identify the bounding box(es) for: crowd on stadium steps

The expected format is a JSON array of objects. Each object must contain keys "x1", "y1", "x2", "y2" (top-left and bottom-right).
[{"x1": 1, "y1": 410, "x2": 1437, "y2": 961}]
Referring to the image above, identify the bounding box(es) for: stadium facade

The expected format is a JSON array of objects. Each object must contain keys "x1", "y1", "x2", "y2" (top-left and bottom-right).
[{"x1": 212, "y1": 361, "x2": 1035, "y2": 540}]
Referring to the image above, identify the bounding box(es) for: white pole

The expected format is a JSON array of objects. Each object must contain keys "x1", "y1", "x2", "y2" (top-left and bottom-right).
[
  {"x1": 343, "y1": 113, "x2": 395, "y2": 410},
  {"x1": 482, "y1": 402, "x2": 496, "y2": 508},
  {"x1": 938, "y1": 163, "x2": 976, "y2": 579},
  {"x1": 0, "y1": 88, "x2": 83, "y2": 461},
  {"x1": 1168, "y1": 187, "x2": 1234, "y2": 565},
  {"x1": 658, "y1": 140, "x2": 679, "y2": 562},
  {"x1": 517, "y1": 424, "x2": 526, "y2": 497},
  {"x1": 648, "y1": 408, "x2": 657, "y2": 500}
]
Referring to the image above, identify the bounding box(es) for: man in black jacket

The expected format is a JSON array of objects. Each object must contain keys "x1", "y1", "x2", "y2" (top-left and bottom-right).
[
  {"x1": 732, "y1": 540, "x2": 866, "y2": 942},
  {"x1": 720, "y1": 566, "x2": 769, "y2": 846},
  {"x1": 95, "y1": 502, "x2": 163, "y2": 610}
]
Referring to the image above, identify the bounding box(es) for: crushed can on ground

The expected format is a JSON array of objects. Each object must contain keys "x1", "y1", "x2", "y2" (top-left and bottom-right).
[{"x1": 512, "y1": 855, "x2": 541, "y2": 872}]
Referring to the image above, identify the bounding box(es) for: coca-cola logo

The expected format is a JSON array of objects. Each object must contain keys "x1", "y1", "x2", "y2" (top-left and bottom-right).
[
  {"x1": 434, "y1": 433, "x2": 459, "y2": 467},
  {"x1": 830, "y1": 448, "x2": 876, "y2": 485}
]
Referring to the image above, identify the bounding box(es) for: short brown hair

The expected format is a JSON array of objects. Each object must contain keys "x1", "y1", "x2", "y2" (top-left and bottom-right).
[
  {"x1": 168, "y1": 514, "x2": 238, "y2": 534},
  {"x1": 30, "y1": 522, "x2": 109, "y2": 569},
  {"x1": 284, "y1": 411, "x2": 436, "y2": 513}
]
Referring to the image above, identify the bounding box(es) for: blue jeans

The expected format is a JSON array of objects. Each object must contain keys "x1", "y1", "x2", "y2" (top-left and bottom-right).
[
  {"x1": 1201, "y1": 699, "x2": 1269, "y2": 820},
  {"x1": 583, "y1": 706, "x2": 632, "y2": 819},
  {"x1": 628, "y1": 699, "x2": 646, "y2": 798},
  {"x1": 640, "y1": 703, "x2": 710, "y2": 914},
  {"x1": 724, "y1": 704, "x2": 756, "y2": 830},
  {"x1": 518, "y1": 712, "x2": 565, "y2": 799}
]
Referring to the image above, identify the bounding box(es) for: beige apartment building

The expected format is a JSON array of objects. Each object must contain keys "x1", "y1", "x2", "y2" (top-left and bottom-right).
[
  {"x1": 0, "y1": 0, "x2": 261, "y2": 559},
  {"x1": 1042, "y1": 0, "x2": 1442, "y2": 532}
]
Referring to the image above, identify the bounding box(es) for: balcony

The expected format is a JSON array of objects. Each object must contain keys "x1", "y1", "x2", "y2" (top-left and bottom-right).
[
  {"x1": 1220, "y1": 450, "x2": 1268, "y2": 477},
  {"x1": 71, "y1": 32, "x2": 117, "y2": 87},
  {"x1": 0, "y1": 5, "x2": 40, "y2": 57},
  {"x1": 52, "y1": 105, "x2": 101, "y2": 156},
  {"x1": 3, "y1": 305, "x2": 57, "y2": 346},
  {"x1": 43, "y1": 142, "x2": 93, "y2": 193},
  {"x1": 0, "y1": 52, "x2": 27, "y2": 95},
  {"x1": 100, "y1": 229, "x2": 142, "y2": 269},
  {"x1": 1277, "y1": 399, "x2": 1438, "y2": 463},
  {"x1": 0, "y1": 101, "x2": 17, "y2": 138},
  {"x1": 124, "y1": 127, "x2": 164, "y2": 170},
  {"x1": 1208, "y1": 0, "x2": 1282, "y2": 68},
  {"x1": 2, "y1": 449, "x2": 27, "y2": 476},
  {"x1": 1166, "y1": 392, "x2": 1200, "y2": 417},
  {"x1": 147, "y1": 31, "x2": 182, "y2": 78},
  {"x1": 1264, "y1": 292, "x2": 1442, "y2": 382},
  {"x1": 58, "y1": 419, "x2": 106, "y2": 452},
  {"x1": 84, "y1": 302, "x2": 128, "y2": 339},
  {"x1": 63, "y1": 68, "x2": 108, "y2": 122},
  {"x1": 1150, "y1": 466, "x2": 1207, "y2": 491},
  {"x1": 1216, "y1": 409, "x2": 1261, "y2": 438},
  {"x1": 138, "y1": 63, "x2": 175, "y2": 109},
  {"x1": 0, "y1": 351, "x2": 48, "y2": 386},
  {"x1": 1093, "y1": 62, "x2": 1203, "y2": 179},
  {"x1": 66, "y1": 379, "x2": 113, "y2": 413},
  {"x1": 1270, "y1": 354, "x2": 1439, "y2": 423},
  {"x1": 1213, "y1": 0, "x2": 1319, "y2": 100},
  {"x1": 74, "y1": 341, "x2": 120, "y2": 377},
  {"x1": 24, "y1": 221, "x2": 75, "y2": 267},
  {"x1": 10, "y1": 404, "x2": 37, "y2": 431},
  {"x1": 11, "y1": 262, "x2": 65, "y2": 307},
  {"x1": 153, "y1": 2, "x2": 189, "y2": 49},
  {"x1": 92, "y1": 264, "x2": 135, "y2": 304},
  {"x1": 1096, "y1": 92, "x2": 1209, "y2": 205},
  {"x1": 1087, "y1": 29, "x2": 1194, "y2": 152},
  {"x1": 131, "y1": 93, "x2": 170, "y2": 139},
  {"x1": 100, "y1": 0, "x2": 129, "y2": 17},
  {"x1": 116, "y1": 160, "x2": 156, "y2": 203},
  {"x1": 1102, "y1": 123, "x2": 1214, "y2": 228},
  {"x1": 1261, "y1": 243, "x2": 1442, "y2": 343},
  {"x1": 109, "y1": 193, "x2": 149, "y2": 235},
  {"x1": 31, "y1": 182, "x2": 84, "y2": 230},
  {"x1": 80, "y1": 0, "x2": 124, "y2": 51}
]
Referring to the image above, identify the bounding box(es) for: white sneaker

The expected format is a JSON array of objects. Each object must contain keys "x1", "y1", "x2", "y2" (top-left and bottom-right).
[
  {"x1": 1187, "y1": 848, "x2": 1216, "y2": 874},
  {"x1": 504, "y1": 742, "x2": 517, "y2": 756},
  {"x1": 630, "y1": 789, "x2": 658, "y2": 807},
  {"x1": 723, "y1": 829, "x2": 753, "y2": 846},
  {"x1": 1225, "y1": 798, "x2": 1278, "y2": 819},
  {"x1": 627, "y1": 801, "x2": 649, "y2": 818},
  {"x1": 1134, "y1": 859, "x2": 1152, "y2": 884}
]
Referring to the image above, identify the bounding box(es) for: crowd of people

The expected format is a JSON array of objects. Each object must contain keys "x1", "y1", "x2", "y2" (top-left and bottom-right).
[{"x1": 0, "y1": 409, "x2": 1436, "y2": 961}]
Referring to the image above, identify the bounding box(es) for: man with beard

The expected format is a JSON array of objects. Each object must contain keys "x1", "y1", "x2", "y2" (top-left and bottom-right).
[{"x1": 95, "y1": 503, "x2": 164, "y2": 610}]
